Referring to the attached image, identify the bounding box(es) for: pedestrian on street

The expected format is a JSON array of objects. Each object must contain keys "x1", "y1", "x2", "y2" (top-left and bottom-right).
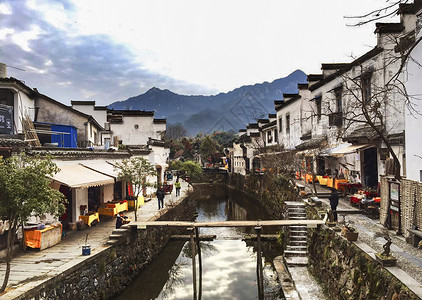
[
  {"x1": 329, "y1": 188, "x2": 339, "y2": 222},
  {"x1": 175, "y1": 179, "x2": 181, "y2": 197},
  {"x1": 157, "y1": 186, "x2": 165, "y2": 209}
]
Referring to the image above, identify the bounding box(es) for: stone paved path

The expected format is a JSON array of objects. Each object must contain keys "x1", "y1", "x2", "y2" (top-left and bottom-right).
[
  {"x1": 0, "y1": 180, "x2": 191, "y2": 299},
  {"x1": 296, "y1": 178, "x2": 422, "y2": 298}
]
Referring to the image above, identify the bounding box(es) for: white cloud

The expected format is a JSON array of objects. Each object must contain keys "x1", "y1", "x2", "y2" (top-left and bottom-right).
[
  {"x1": 0, "y1": 2, "x2": 12, "y2": 14},
  {"x1": 64, "y1": 0, "x2": 389, "y2": 93},
  {"x1": 11, "y1": 25, "x2": 43, "y2": 52},
  {"x1": 0, "y1": 28, "x2": 14, "y2": 40},
  {"x1": 3, "y1": 0, "x2": 397, "y2": 103}
]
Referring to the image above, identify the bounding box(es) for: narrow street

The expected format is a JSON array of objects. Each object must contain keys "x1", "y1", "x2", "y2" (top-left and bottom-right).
[{"x1": 0, "y1": 181, "x2": 191, "y2": 299}]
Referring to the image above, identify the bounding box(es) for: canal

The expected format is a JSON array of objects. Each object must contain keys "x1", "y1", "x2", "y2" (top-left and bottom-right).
[{"x1": 116, "y1": 186, "x2": 285, "y2": 299}]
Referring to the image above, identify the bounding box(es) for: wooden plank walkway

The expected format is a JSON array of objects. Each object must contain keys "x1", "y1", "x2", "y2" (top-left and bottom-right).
[{"x1": 130, "y1": 219, "x2": 324, "y2": 228}]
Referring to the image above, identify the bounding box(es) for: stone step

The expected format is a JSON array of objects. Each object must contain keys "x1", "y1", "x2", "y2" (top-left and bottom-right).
[
  {"x1": 285, "y1": 256, "x2": 308, "y2": 266},
  {"x1": 290, "y1": 230, "x2": 307, "y2": 236},
  {"x1": 290, "y1": 235, "x2": 307, "y2": 241},
  {"x1": 284, "y1": 250, "x2": 307, "y2": 257},
  {"x1": 112, "y1": 228, "x2": 129, "y2": 235},
  {"x1": 285, "y1": 201, "x2": 305, "y2": 207},
  {"x1": 288, "y1": 207, "x2": 306, "y2": 211},
  {"x1": 286, "y1": 245, "x2": 307, "y2": 251},
  {"x1": 289, "y1": 217, "x2": 307, "y2": 220},
  {"x1": 106, "y1": 239, "x2": 119, "y2": 245},
  {"x1": 289, "y1": 226, "x2": 307, "y2": 230},
  {"x1": 289, "y1": 213, "x2": 306, "y2": 217},
  {"x1": 109, "y1": 234, "x2": 124, "y2": 240},
  {"x1": 289, "y1": 240, "x2": 307, "y2": 247}
]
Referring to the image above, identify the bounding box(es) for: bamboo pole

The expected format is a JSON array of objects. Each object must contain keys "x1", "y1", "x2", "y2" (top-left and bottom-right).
[
  {"x1": 255, "y1": 226, "x2": 264, "y2": 299},
  {"x1": 131, "y1": 219, "x2": 324, "y2": 228},
  {"x1": 188, "y1": 228, "x2": 197, "y2": 300},
  {"x1": 195, "y1": 227, "x2": 202, "y2": 300}
]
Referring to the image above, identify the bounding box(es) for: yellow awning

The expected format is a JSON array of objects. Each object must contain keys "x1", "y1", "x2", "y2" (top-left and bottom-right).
[
  {"x1": 331, "y1": 144, "x2": 372, "y2": 155},
  {"x1": 50, "y1": 164, "x2": 115, "y2": 188}
]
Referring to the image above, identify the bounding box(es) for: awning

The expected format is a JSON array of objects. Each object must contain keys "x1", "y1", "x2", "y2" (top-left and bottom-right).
[
  {"x1": 50, "y1": 164, "x2": 115, "y2": 188},
  {"x1": 331, "y1": 144, "x2": 372, "y2": 155},
  {"x1": 320, "y1": 143, "x2": 352, "y2": 156},
  {"x1": 80, "y1": 160, "x2": 120, "y2": 179}
]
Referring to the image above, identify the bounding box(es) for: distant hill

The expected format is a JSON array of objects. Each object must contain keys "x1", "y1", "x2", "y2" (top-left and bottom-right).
[{"x1": 108, "y1": 69, "x2": 307, "y2": 135}]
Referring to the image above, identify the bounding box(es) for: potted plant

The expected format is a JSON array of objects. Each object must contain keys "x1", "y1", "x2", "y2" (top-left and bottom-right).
[
  {"x1": 375, "y1": 231, "x2": 397, "y2": 267},
  {"x1": 341, "y1": 224, "x2": 359, "y2": 241}
]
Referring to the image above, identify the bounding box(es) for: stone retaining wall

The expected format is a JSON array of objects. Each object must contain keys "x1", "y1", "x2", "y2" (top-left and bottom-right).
[
  {"x1": 307, "y1": 211, "x2": 419, "y2": 299},
  {"x1": 15, "y1": 196, "x2": 195, "y2": 300}
]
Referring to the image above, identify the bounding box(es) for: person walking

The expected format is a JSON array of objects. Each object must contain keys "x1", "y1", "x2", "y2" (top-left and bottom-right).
[
  {"x1": 175, "y1": 179, "x2": 181, "y2": 197},
  {"x1": 157, "y1": 186, "x2": 165, "y2": 210},
  {"x1": 329, "y1": 188, "x2": 339, "y2": 222}
]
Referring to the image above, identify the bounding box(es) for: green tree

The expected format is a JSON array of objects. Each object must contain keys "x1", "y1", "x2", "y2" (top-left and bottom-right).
[
  {"x1": 114, "y1": 157, "x2": 156, "y2": 221},
  {"x1": 199, "y1": 135, "x2": 220, "y2": 163},
  {"x1": 180, "y1": 161, "x2": 202, "y2": 179},
  {"x1": 0, "y1": 155, "x2": 66, "y2": 292},
  {"x1": 169, "y1": 160, "x2": 183, "y2": 171}
]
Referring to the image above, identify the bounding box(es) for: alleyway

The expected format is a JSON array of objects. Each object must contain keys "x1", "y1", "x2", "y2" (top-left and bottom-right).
[
  {"x1": 298, "y1": 179, "x2": 422, "y2": 298},
  {"x1": 0, "y1": 180, "x2": 191, "y2": 299}
]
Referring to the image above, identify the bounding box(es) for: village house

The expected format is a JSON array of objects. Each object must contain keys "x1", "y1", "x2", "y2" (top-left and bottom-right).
[
  {"x1": 71, "y1": 101, "x2": 169, "y2": 184},
  {"x1": 230, "y1": 0, "x2": 422, "y2": 246}
]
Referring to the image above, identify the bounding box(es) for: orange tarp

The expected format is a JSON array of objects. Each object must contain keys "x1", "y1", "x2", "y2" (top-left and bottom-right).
[
  {"x1": 327, "y1": 178, "x2": 334, "y2": 188},
  {"x1": 25, "y1": 223, "x2": 62, "y2": 249}
]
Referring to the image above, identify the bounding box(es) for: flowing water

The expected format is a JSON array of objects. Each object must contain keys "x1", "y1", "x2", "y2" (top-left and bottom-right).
[{"x1": 116, "y1": 187, "x2": 284, "y2": 300}]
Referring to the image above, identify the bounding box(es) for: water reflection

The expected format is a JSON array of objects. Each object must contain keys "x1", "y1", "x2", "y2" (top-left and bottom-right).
[{"x1": 115, "y1": 188, "x2": 284, "y2": 300}]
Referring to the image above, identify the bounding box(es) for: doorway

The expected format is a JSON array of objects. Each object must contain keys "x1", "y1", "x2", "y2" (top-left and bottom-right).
[{"x1": 363, "y1": 148, "x2": 378, "y2": 188}]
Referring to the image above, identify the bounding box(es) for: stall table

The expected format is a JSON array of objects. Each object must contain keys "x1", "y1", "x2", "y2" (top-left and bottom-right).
[
  {"x1": 128, "y1": 196, "x2": 144, "y2": 210},
  {"x1": 318, "y1": 176, "x2": 328, "y2": 186},
  {"x1": 79, "y1": 212, "x2": 99, "y2": 227},
  {"x1": 98, "y1": 201, "x2": 128, "y2": 217},
  {"x1": 25, "y1": 223, "x2": 62, "y2": 250},
  {"x1": 337, "y1": 182, "x2": 363, "y2": 196},
  {"x1": 334, "y1": 179, "x2": 348, "y2": 190}
]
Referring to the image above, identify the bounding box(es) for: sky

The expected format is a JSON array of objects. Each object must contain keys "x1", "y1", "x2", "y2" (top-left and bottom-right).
[{"x1": 0, "y1": 0, "x2": 395, "y2": 106}]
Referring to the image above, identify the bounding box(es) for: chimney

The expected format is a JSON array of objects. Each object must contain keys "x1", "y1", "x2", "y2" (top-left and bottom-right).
[{"x1": 0, "y1": 63, "x2": 7, "y2": 78}]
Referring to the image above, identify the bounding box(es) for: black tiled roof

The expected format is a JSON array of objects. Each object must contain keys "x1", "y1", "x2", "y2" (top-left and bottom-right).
[
  {"x1": 153, "y1": 118, "x2": 166, "y2": 124},
  {"x1": 374, "y1": 23, "x2": 405, "y2": 34},
  {"x1": 297, "y1": 83, "x2": 309, "y2": 90},
  {"x1": 321, "y1": 63, "x2": 350, "y2": 70},
  {"x1": 343, "y1": 126, "x2": 382, "y2": 143},
  {"x1": 261, "y1": 120, "x2": 276, "y2": 130},
  {"x1": 398, "y1": 0, "x2": 422, "y2": 14},
  {"x1": 309, "y1": 47, "x2": 384, "y2": 92},
  {"x1": 307, "y1": 74, "x2": 323, "y2": 82},
  {"x1": 295, "y1": 136, "x2": 327, "y2": 150}
]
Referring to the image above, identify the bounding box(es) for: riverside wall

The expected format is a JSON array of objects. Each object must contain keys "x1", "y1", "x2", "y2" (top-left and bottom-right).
[
  {"x1": 306, "y1": 205, "x2": 419, "y2": 300},
  {"x1": 14, "y1": 196, "x2": 195, "y2": 300}
]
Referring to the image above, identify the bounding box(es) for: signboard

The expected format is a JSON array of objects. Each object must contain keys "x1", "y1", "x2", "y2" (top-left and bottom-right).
[
  {"x1": 390, "y1": 182, "x2": 399, "y2": 201},
  {"x1": 0, "y1": 105, "x2": 13, "y2": 134}
]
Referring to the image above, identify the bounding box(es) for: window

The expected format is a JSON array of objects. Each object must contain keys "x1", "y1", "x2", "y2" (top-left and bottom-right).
[
  {"x1": 278, "y1": 117, "x2": 282, "y2": 132},
  {"x1": 361, "y1": 73, "x2": 372, "y2": 104},
  {"x1": 267, "y1": 131, "x2": 272, "y2": 143},
  {"x1": 334, "y1": 86, "x2": 342, "y2": 112},
  {"x1": 315, "y1": 96, "x2": 322, "y2": 120},
  {"x1": 286, "y1": 114, "x2": 290, "y2": 134}
]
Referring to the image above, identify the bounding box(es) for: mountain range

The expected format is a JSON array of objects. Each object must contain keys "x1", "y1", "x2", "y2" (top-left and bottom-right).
[{"x1": 108, "y1": 69, "x2": 307, "y2": 136}]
